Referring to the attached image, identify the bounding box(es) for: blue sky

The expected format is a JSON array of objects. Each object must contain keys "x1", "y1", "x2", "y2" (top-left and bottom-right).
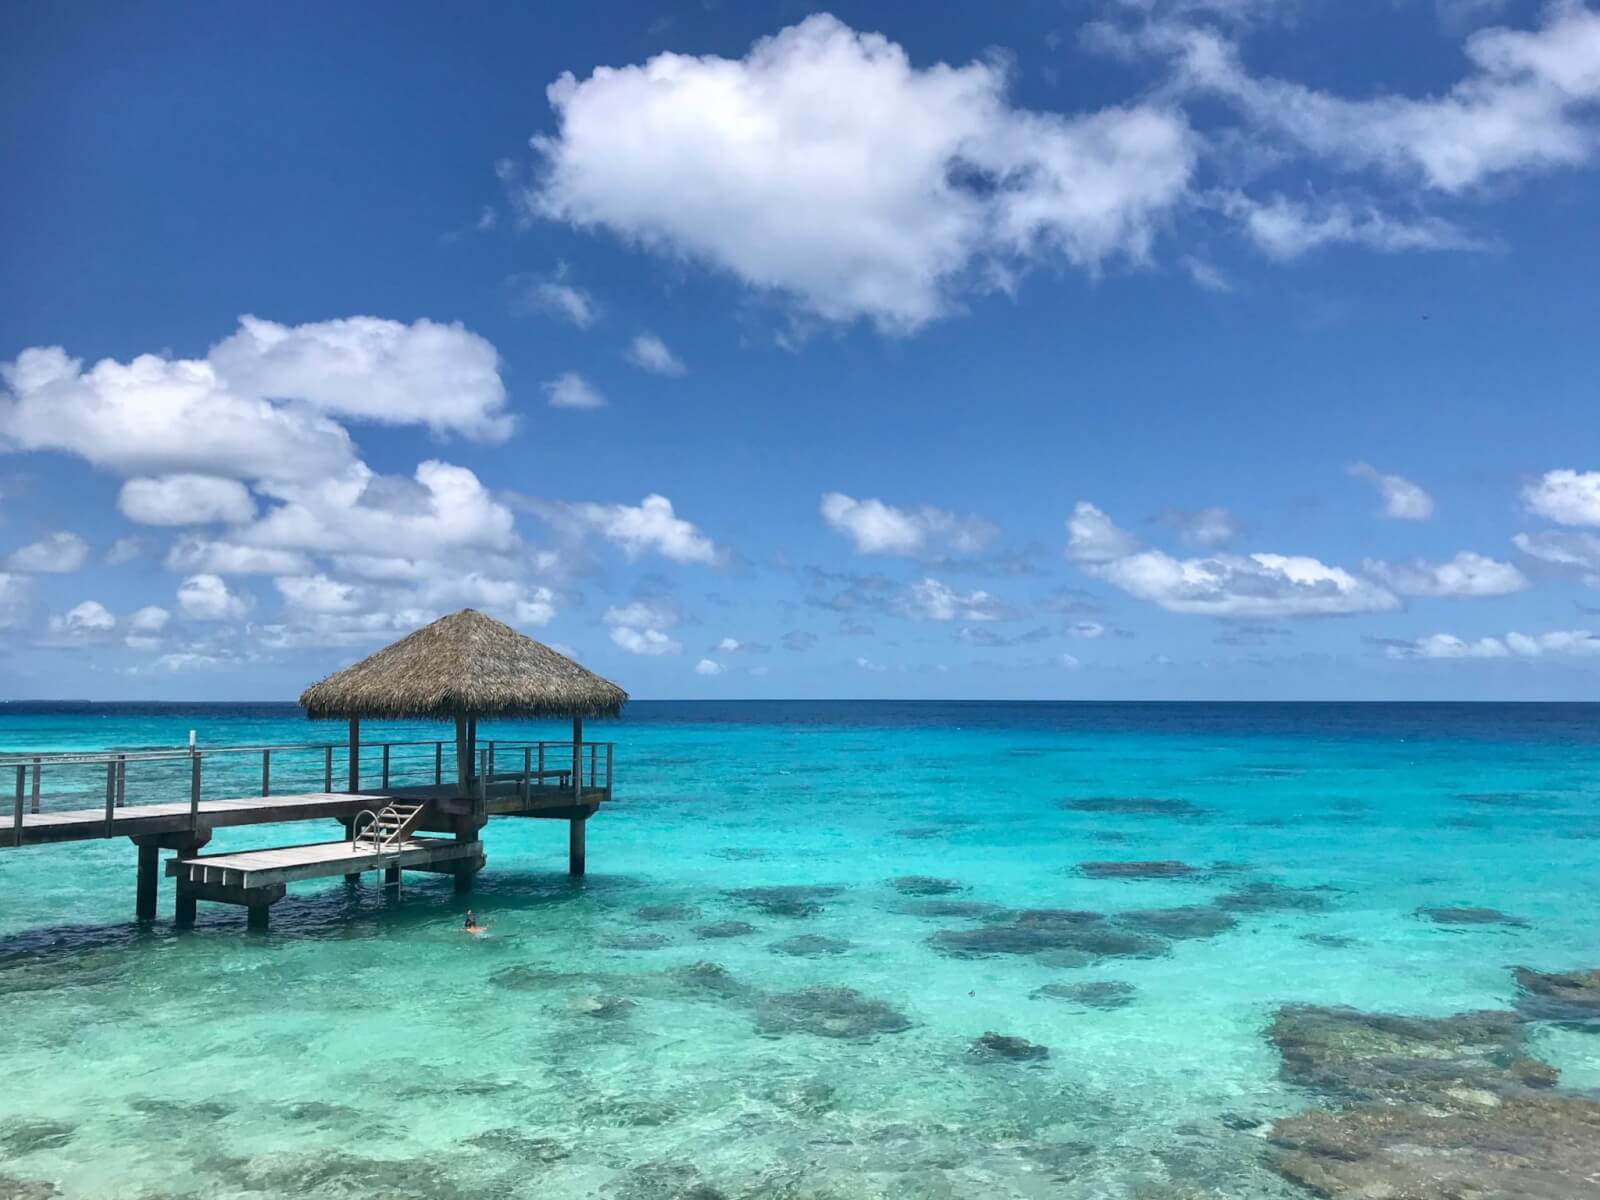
[{"x1": 2, "y1": 0, "x2": 1599, "y2": 701}]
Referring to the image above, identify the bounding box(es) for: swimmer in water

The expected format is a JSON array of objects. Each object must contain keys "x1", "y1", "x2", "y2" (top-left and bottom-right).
[{"x1": 464, "y1": 910, "x2": 481, "y2": 932}]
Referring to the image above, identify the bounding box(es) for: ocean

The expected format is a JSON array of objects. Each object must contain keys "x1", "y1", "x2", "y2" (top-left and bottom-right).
[{"x1": 2, "y1": 700, "x2": 1598, "y2": 1198}]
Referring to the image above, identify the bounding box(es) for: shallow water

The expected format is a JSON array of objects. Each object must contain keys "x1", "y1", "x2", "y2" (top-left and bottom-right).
[{"x1": 2, "y1": 701, "x2": 1599, "y2": 1198}]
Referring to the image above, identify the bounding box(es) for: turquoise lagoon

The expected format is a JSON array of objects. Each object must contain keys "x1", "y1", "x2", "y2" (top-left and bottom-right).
[{"x1": 1, "y1": 701, "x2": 1598, "y2": 1198}]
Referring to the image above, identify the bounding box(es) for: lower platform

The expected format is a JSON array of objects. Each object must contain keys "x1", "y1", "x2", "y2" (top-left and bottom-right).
[{"x1": 167, "y1": 836, "x2": 482, "y2": 890}]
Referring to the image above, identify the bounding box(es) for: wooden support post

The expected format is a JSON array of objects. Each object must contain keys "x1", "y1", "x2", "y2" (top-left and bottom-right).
[
  {"x1": 104, "y1": 762, "x2": 116, "y2": 835},
  {"x1": 261, "y1": 749, "x2": 271, "y2": 797},
  {"x1": 522, "y1": 747, "x2": 531, "y2": 804},
  {"x1": 569, "y1": 815, "x2": 587, "y2": 876},
  {"x1": 30, "y1": 759, "x2": 40, "y2": 814},
  {"x1": 488, "y1": 740, "x2": 496, "y2": 779},
  {"x1": 381, "y1": 743, "x2": 390, "y2": 790},
  {"x1": 116, "y1": 755, "x2": 126, "y2": 808},
  {"x1": 247, "y1": 905, "x2": 270, "y2": 931},
  {"x1": 189, "y1": 753, "x2": 201, "y2": 832},
  {"x1": 348, "y1": 718, "x2": 361, "y2": 792},
  {"x1": 13, "y1": 765, "x2": 24, "y2": 843},
  {"x1": 136, "y1": 842, "x2": 159, "y2": 920},
  {"x1": 454, "y1": 716, "x2": 471, "y2": 794},
  {"x1": 434, "y1": 741, "x2": 443, "y2": 786},
  {"x1": 176, "y1": 889, "x2": 197, "y2": 928},
  {"x1": 323, "y1": 745, "x2": 333, "y2": 791},
  {"x1": 606, "y1": 743, "x2": 613, "y2": 799},
  {"x1": 572, "y1": 716, "x2": 583, "y2": 801}
]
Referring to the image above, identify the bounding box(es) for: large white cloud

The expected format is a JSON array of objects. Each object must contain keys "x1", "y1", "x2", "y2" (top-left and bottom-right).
[
  {"x1": 1153, "y1": 3, "x2": 1600, "y2": 193},
  {"x1": 1362, "y1": 551, "x2": 1528, "y2": 597},
  {"x1": 0, "y1": 314, "x2": 512, "y2": 487},
  {"x1": 177, "y1": 573, "x2": 253, "y2": 621},
  {"x1": 526, "y1": 15, "x2": 1196, "y2": 331},
  {"x1": 119, "y1": 475, "x2": 256, "y2": 526},
  {"x1": 207, "y1": 315, "x2": 512, "y2": 441},
  {"x1": 165, "y1": 537, "x2": 313, "y2": 576},
  {"x1": 1065, "y1": 501, "x2": 1143, "y2": 563},
  {"x1": 1387, "y1": 629, "x2": 1600, "y2": 659},
  {"x1": 6, "y1": 531, "x2": 89, "y2": 574},
  {"x1": 1523, "y1": 469, "x2": 1600, "y2": 526},
  {"x1": 898, "y1": 577, "x2": 1006, "y2": 622},
  {"x1": 538, "y1": 494, "x2": 722, "y2": 564},
  {"x1": 821, "y1": 492, "x2": 997, "y2": 557},
  {"x1": 47, "y1": 600, "x2": 115, "y2": 639}
]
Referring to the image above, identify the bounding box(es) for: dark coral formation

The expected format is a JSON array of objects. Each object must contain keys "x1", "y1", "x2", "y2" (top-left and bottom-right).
[
  {"x1": 602, "y1": 933, "x2": 672, "y2": 950},
  {"x1": 972, "y1": 1032, "x2": 1049, "y2": 1061},
  {"x1": 1031, "y1": 980, "x2": 1136, "y2": 1009},
  {"x1": 1263, "y1": 995, "x2": 1600, "y2": 1199},
  {"x1": 1211, "y1": 881, "x2": 1330, "y2": 913},
  {"x1": 1416, "y1": 905, "x2": 1528, "y2": 928},
  {"x1": 693, "y1": 921, "x2": 756, "y2": 940},
  {"x1": 1078, "y1": 861, "x2": 1199, "y2": 879},
  {"x1": 755, "y1": 986, "x2": 912, "y2": 1040},
  {"x1": 1119, "y1": 906, "x2": 1238, "y2": 940},
  {"x1": 888, "y1": 875, "x2": 965, "y2": 895},
  {"x1": 1060, "y1": 796, "x2": 1207, "y2": 818},
  {"x1": 893, "y1": 898, "x2": 1007, "y2": 920},
  {"x1": 768, "y1": 934, "x2": 850, "y2": 957},
  {"x1": 928, "y1": 908, "x2": 1166, "y2": 961},
  {"x1": 722, "y1": 885, "x2": 845, "y2": 918},
  {"x1": 1514, "y1": 966, "x2": 1600, "y2": 1031},
  {"x1": 633, "y1": 904, "x2": 701, "y2": 922}
]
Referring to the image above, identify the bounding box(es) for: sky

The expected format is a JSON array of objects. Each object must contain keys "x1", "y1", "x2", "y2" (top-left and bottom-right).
[{"x1": 1, "y1": 0, "x2": 1598, "y2": 702}]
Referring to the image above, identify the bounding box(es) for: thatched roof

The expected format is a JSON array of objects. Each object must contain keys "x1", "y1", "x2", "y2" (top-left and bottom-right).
[{"x1": 299, "y1": 609, "x2": 627, "y2": 720}]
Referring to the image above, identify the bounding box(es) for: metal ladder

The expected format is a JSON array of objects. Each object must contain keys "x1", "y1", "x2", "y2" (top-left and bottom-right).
[{"x1": 350, "y1": 803, "x2": 427, "y2": 893}]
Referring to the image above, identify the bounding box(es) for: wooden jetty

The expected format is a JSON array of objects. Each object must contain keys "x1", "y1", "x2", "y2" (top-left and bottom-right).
[{"x1": 0, "y1": 610, "x2": 626, "y2": 929}]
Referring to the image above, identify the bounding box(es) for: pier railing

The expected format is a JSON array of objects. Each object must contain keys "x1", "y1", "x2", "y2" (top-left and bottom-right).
[{"x1": 2, "y1": 738, "x2": 613, "y2": 837}]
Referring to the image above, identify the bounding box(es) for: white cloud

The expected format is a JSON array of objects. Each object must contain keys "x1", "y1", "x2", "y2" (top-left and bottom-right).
[
  {"x1": 1387, "y1": 629, "x2": 1600, "y2": 659},
  {"x1": 207, "y1": 314, "x2": 512, "y2": 441},
  {"x1": 1362, "y1": 551, "x2": 1529, "y2": 597},
  {"x1": 1179, "y1": 254, "x2": 1232, "y2": 291},
  {"x1": 1523, "y1": 469, "x2": 1600, "y2": 526},
  {"x1": 515, "y1": 587, "x2": 558, "y2": 627},
  {"x1": 539, "y1": 494, "x2": 722, "y2": 564},
  {"x1": 694, "y1": 658, "x2": 725, "y2": 676},
  {"x1": 1080, "y1": 515, "x2": 1400, "y2": 615},
  {"x1": 522, "y1": 269, "x2": 600, "y2": 328},
  {"x1": 165, "y1": 537, "x2": 312, "y2": 576},
  {"x1": 526, "y1": 15, "x2": 1196, "y2": 332},
  {"x1": 543, "y1": 371, "x2": 607, "y2": 410},
  {"x1": 1176, "y1": 506, "x2": 1239, "y2": 548},
  {"x1": 1069, "y1": 621, "x2": 1107, "y2": 639},
  {"x1": 6, "y1": 531, "x2": 89, "y2": 573},
  {"x1": 105, "y1": 536, "x2": 144, "y2": 565},
  {"x1": 1513, "y1": 529, "x2": 1600, "y2": 583},
  {"x1": 1348, "y1": 463, "x2": 1434, "y2": 520},
  {"x1": 821, "y1": 492, "x2": 997, "y2": 557},
  {"x1": 0, "y1": 573, "x2": 32, "y2": 628},
  {"x1": 717, "y1": 637, "x2": 742, "y2": 653},
  {"x1": 1065, "y1": 501, "x2": 1142, "y2": 563},
  {"x1": 177, "y1": 573, "x2": 252, "y2": 621},
  {"x1": 899, "y1": 577, "x2": 1005, "y2": 622},
  {"x1": 604, "y1": 601, "x2": 677, "y2": 630},
  {"x1": 274, "y1": 574, "x2": 364, "y2": 614},
  {"x1": 119, "y1": 475, "x2": 256, "y2": 526},
  {"x1": 127, "y1": 605, "x2": 170, "y2": 634},
  {"x1": 626, "y1": 333, "x2": 687, "y2": 376},
  {"x1": 1157, "y1": 4, "x2": 1600, "y2": 194},
  {"x1": 0, "y1": 345, "x2": 355, "y2": 484},
  {"x1": 1222, "y1": 193, "x2": 1479, "y2": 259},
  {"x1": 855, "y1": 655, "x2": 887, "y2": 672},
  {"x1": 1059, "y1": 652, "x2": 1082, "y2": 669},
  {"x1": 48, "y1": 600, "x2": 115, "y2": 638},
  {"x1": 611, "y1": 626, "x2": 682, "y2": 655}
]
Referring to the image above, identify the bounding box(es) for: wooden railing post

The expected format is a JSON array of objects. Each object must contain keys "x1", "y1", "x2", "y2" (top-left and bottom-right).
[
  {"x1": 538, "y1": 742, "x2": 545, "y2": 779},
  {"x1": 477, "y1": 748, "x2": 489, "y2": 819},
  {"x1": 116, "y1": 754, "x2": 126, "y2": 808},
  {"x1": 190, "y1": 752, "x2": 202, "y2": 832},
  {"x1": 434, "y1": 741, "x2": 442, "y2": 786},
  {"x1": 606, "y1": 743, "x2": 613, "y2": 798},
  {"x1": 488, "y1": 741, "x2": 496, "y2": 779},
  {"x1": 13, "y1": 765, "x2": 24, "y2": 841},
  {"x1": 103, "y1": 761, "x2": 116, "y2": 835},
  {"x1": 381, "y1": 744, "x2": 391, "y2": 790},
  {"x1": 261, "y1": 749, "x2": 271, "y2": 797},
  {"x1": 589, "y1": 743, "x2": 597, "y2": 788},
  {"x1": 323, "y1": 746, "x2": 333, "y2": 792},
  {"x1": 30, "y1": 758, "x2": 40, "y2": 814},
  {"x1": 522, "y1": 747, "x2": 531, "y2": 804}
]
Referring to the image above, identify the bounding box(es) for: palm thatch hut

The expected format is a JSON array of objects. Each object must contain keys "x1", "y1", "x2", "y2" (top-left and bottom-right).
[{"x1": 299, "y1": 608, "x2": 627, "y2": 796}]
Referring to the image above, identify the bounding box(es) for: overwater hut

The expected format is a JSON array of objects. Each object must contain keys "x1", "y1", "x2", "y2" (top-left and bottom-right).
[{"x1": 299, "y1": 607, "x2": 627, "y2": 880}]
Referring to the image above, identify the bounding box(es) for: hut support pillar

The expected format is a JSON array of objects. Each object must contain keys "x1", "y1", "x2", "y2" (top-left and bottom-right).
[
  {"x1": 572, "y1": 716, "x2": 583, "y2": 800},
  {"x1": 348, "y1": 718, "x2": 361, "y2": 792},
  {"x1": 136, "y1": 842, "x2": 159, "y2": 920},
  {"x1": 454, "y1": 716, "x2": 471, "y2": 795},
  {"x1": 176, "y1": 890, "x2": 197, "y2": 928},
  {"x1": 569, "y1": 815, "x2": 586, "y2": 876}
]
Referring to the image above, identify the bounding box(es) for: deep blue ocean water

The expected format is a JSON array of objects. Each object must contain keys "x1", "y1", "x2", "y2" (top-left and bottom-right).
[{"x1": 2, "y1": 701, "x2": 1598, "y2": 1198}]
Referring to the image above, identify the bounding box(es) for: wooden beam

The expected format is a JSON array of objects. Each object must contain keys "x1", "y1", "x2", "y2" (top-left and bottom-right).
[
  {"x1": 569, "y1": 815, "x2": 586, "y2": 876},
  {"x1": 136, "y1": 841, "x2": 159, "y2": 920},
  {"x1": 348, "y1": 718, "x2": 361, "y2": 792}
]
